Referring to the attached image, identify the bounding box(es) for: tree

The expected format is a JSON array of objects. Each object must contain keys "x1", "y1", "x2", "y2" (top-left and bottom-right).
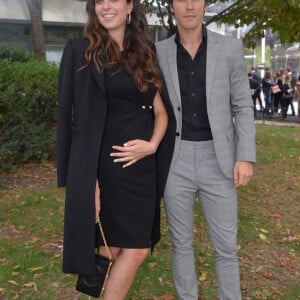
[
  {"x1": 25, "y1": 0, "x2": 46, "y2": 61},
  {"x1": 145, "y1": 0, "x2": 300, "y2": 46}
]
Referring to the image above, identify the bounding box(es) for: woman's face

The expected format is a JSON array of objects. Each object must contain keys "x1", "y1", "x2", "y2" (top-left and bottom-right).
[{"x1": 95, "y1": 0, "x2": 132, "y2": 38}]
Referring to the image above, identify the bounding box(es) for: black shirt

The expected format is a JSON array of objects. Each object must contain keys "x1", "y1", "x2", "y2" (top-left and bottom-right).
[{"x1": 175, "y1": 27, "x2": 212, "y2": 141}]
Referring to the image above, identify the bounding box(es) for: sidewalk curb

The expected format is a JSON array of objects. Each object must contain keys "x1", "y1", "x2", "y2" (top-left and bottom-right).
[{"x1": 255, "y1": 119, "x2": 300, "y2": 128}]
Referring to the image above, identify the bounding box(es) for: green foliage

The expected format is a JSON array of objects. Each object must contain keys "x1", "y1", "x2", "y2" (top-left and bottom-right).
[
  {"x1": 0, "y1": 44, "x2": 35, "y2": 62},
  {"x1": 207, "y1": 0, "x2": 300, "y2": 47},
  {"x1": 0, "y1": 56, "x2": 58, "y2": 172},
  {"x1": 0, "y1": 123, "x2": 55, "y2": 171},
  {"x1": 147, "y1": 0, "x2": 300, "y2": 46}
]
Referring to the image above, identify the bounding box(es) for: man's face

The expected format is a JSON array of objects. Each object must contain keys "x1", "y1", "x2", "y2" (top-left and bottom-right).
[{"x1": 171, "y1": 0, "x2": 206, "y2": 31}]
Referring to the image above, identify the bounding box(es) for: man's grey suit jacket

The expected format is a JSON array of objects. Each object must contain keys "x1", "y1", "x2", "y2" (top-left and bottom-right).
[{"x1": 155, "y1": 29, "x2": 256, "y2": 178}]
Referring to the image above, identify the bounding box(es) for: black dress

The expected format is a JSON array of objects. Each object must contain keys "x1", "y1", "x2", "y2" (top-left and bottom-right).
[{"x1": 98, "y1": 66, "x2": 157, "y2": 249}]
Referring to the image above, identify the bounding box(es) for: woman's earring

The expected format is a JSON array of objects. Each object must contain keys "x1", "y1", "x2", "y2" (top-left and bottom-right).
[{"x1": 126, "y1": 13, "x2": 131, "y2": 25}]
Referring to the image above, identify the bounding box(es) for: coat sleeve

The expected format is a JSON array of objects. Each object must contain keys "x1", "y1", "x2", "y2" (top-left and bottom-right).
[
  {"x1": 229, "y1": 39, "x2": 256, "y2": 163},
  {"x1": 56, "y1": 40, "x2": 74, "y2": 187},
  {"x1": 151, "y1": 75, "x2": 176, "y2": 250}
]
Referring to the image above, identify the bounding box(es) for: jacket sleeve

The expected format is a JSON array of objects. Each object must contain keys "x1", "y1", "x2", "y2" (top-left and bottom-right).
[
  {"x1": 229, "y1": 39, "x2": 256, "y2": 163},
  {"x1": 56, "y1": 40, "x2": 74, "y2": 187}
]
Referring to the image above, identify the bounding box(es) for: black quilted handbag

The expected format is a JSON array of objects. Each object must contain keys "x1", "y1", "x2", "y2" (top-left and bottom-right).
[{"x1": 76, "y1": 219, "x2": 113, "y2": 298}]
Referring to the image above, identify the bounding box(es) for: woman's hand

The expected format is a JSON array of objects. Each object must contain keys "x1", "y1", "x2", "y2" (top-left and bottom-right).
[
  {"x1": 110, "y1": 91, "x2": 168, "y2": 168},
  {"x1": 110, "y1": 139, "x2": 157, "y2": 168},
  {"x1": 95, "y1": 180, "x2": 101, "y2": 221}
]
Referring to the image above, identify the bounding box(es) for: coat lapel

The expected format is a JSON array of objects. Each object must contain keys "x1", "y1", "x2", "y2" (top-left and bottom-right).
[
  {"x1": 206, "y1": 30, "x2": 220, "y2": 103},
  {"x1": 167, "y1": 37, "x2": 181, "y2": 107}
]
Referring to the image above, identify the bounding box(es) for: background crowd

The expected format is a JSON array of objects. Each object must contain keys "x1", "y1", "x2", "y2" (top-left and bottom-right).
[{"x1": 248, "y1": 66, "x2": 300, "y2": 122}]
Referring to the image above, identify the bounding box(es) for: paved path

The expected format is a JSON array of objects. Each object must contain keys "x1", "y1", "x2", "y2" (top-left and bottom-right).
[{"x1": 254, "y1": 99, "x2": 300, "y2": 127}]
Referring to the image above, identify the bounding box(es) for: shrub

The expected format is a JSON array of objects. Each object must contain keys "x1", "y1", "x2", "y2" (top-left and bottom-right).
[
  {"x1": 0, "y1": 43, "x2": 35, "y2": 62},
  {"x1": 0, "y1": 56, "x2": 58, "y2": 172}
]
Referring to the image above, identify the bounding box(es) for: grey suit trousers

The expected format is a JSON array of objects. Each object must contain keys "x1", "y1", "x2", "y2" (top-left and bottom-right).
[{"x1": 164, "y1": 140, "x2": 241, "y2": 300}]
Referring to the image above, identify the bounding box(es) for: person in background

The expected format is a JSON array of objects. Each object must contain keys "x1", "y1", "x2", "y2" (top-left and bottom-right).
[
  {"x1": 296, "y1": 75, "x2": 300, "y2": 122},
  {"x1": 281, "y1": 74, "x2": 293, "y2": 120},
  {"x1": 155, "y1": 0, "x2": 256, "y2": 299},
  {"x1": 56, "y1": 0, "x2": 175, "y2": 298},
  {"x1": 291, "y1": 70, "x2": 297, "y2": 93},
  {"x1": 248, "y1": 72, "x2": 260, "y2": 117},
  {"x1": 273, "y1": 69, "x2": 284, "y2": 115},
  {"x1": 262, "y1": 69, "x2": 275, "y2": 117},
  {"x1": 250, "y1": 66, "x2": 264, "y2": 110},
  {"x1": 290, "y1": 70, "x2": 297, "y2": 116}
]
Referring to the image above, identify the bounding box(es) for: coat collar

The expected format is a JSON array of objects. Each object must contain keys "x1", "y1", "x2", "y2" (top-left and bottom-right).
[
  {"x1": 166, "y1": 36, "x2": 181, "y2": 106},
  {"x1": 206, "y1": 29, "x2": 220, "y2": 103},
  {"x1": 167, "y1": 29, "x2": 220, "y2": 104},
  {"x1": 165, "y1": 27, "x2": 220, "y2": 105}
]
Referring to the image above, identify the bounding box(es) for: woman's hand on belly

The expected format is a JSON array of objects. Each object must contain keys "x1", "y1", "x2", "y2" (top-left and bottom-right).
[{"x1": 110, "y1": 139, "x2": 157, "y2": 168}]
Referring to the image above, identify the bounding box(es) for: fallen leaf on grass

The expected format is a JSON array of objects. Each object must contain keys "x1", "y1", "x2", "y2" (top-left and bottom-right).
[
  {"x1": 258, "y1": 233, "x2": 267, "y2": 241},
  {"x1": 262, "y1": 273, "x2": 274, "y2": 280},
  {"x1": 33, "y1": 273, "x2": 47, "y2": 279},
  {"x1": 268, "y1": 213, "x2": 282, "y2": 218},
  {"x1": 160, "y1": 294, "x2": 174, "y2": 299},
  {"x1": 50, "y1": 282, "x2": 60, "y2": 288},
  {"x1": 260, "y1": 228, "x2": 269, "y2": 233},
  {"x1": 24, "y1": 282, "x2": 38, "y2": 292},
  {"x1": 28, "y1": 266, "x2": 44, "y2": 272},
  {"x1": 282, "y1": 236, "x2": 298, "y2": 242},
  {"x1": 1, "y1": 258, "x2": 10, "y2": 266},
  {"x1": 8, "y1": 280, "x2": 18, "y2": 285},
  {"x1": 148, "y1": 262, "x2": 157, "y2": 270},
  {"x1": 275, "y1": 254, "x2": 289, "y2": 267},
  {"x1": 198, "y1": 271, "x2": 207, "y2": 282},
  {"x1": 194, "y1": 225, "x2": 199, "y2": 233},
  {"x1": 159, "y1": 276, "x2": 163, "y2": 285},
  {"x1": 0, "y1": 287, "x2": 6, "y2": 295}
]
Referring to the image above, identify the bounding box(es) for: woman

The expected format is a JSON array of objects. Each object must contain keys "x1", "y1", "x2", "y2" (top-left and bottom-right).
[
  {"x1": 56, "y1": 0, "x2": 176, "y2": 298},
  {"x1": 262, "y1": 69, "x2": 275, "y2": 117},
  {"x1": 281, "y1": 75, "x2": 293, "y2": 120},
  {"x1": 273, "y1": 69, "x2": 283, "y2": 114},
  {"x1": 296, "y1": 75, "x2": 300, "y2": 122}
]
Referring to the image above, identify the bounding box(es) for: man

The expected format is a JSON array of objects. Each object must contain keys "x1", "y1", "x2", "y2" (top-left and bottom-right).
[
  {"x1": 155, "y1": 0, "x2": 256, "y2": 299},
  {"x1": 250, "y1": 66, "x2": 264, "y2": 111},
  {"x1": 248, "y1": 72, "x2": 260, "y2": 117}
]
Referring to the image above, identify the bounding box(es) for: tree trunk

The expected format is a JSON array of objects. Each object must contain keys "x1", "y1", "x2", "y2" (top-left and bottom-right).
[{"x1": 26, "y1": 0, "x2": 46, "y2": 61}]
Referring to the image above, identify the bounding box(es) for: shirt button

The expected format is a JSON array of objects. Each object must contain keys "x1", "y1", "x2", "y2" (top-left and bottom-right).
[
  {"x1": 176, "y1": 132, "x2": 180, "y2": 136},
  {"x1": 193, "y1": 113, "x2": 197, "y2": 117},
  {"x1": 192, "y1": 92, "x2": 195, "y2": 96},
  {"x1": 191, "y1": 71, "x2": 194, "y2": 75}
]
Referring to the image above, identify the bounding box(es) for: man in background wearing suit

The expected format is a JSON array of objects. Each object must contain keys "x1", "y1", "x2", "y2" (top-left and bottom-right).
[{"x1": 155, "y1": 0, "x2": 256, "y2": 299}]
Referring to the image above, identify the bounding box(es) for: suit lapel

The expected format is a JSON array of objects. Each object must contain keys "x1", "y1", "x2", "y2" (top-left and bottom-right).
[
  {"x1": 167, "y1": 37, "x2": 181, "y2": 106},
  {"x1": 206, "y1": 30, "x2": 220, "y2": 103}
]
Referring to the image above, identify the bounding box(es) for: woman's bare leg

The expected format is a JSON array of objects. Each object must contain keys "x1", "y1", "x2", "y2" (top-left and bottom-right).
[{"x1": 102, "y1": 248, "x2": 149, "y2": 300}]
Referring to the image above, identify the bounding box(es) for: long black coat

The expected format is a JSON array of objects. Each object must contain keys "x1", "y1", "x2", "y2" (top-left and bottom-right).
[{"x1": 57, "y1": 38, "x2": 176, "y2": 275}]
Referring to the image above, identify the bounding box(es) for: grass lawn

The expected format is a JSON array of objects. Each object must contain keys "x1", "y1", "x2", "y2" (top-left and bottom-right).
[{"x1": 0, "y1": 124, "x2": 299, "y2": 300}]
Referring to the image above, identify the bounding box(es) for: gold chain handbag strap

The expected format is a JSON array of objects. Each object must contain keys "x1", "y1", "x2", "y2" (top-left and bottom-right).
[{"x1": 96, "y1": 218, "x2": 112, "y2": 260}]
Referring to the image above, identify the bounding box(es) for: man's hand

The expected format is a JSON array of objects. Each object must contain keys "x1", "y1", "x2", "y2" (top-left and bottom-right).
[{"x1": 234, "y1": 161, "x2": 254, "y2": 187}]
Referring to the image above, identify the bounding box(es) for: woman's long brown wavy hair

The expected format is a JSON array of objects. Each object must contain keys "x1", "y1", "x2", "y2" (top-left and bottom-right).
[{"x1": 84, "y1": 0, "x2": 161, "y2": 92}]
